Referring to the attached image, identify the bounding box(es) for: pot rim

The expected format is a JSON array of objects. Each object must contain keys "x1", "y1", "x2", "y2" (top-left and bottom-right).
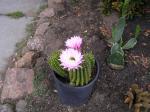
[{"x1": 53, "y1": 59, "x2": 100, "y2": 89}]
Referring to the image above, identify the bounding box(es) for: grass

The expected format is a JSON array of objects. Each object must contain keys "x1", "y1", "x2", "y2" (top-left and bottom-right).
[{"x1": 6, "y1": 11, "x2": 24, "y2": 19}]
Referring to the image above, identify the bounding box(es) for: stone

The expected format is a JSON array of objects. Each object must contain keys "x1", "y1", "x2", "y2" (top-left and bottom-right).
[
  {"x1": 39, "y1": 8, "x2": 55, "y2": 18},
  {"x1": 27, "y1": 36, "x2": 45, "y2": 52},
  {"x1": 1, "y1": 68, "x2": 34, "y2": 101},
  {"x1": 48, "y1": 0, "x2": 64, "y2": 11},
  {"x1": 48, "y1": 0, "x2": 55, "y2": 8},
  {"x1": 21, "y1": 46, "x2": 30, "y2": 56},
  {"x1": 15, "y1": 51, "x2": 35, "y2": 68},
  {"x1": 35, "y1": 22, "x2": 49, "y2": 36},
  {"x1": 37, "y1": 17, "x2": 49, "y2": 26},
  {"x1": 54, "y1": 0, "x2": 63, "y2": 4},
  {"x1": 0, "y1": 104, "x2": 13, "y2": 112},
  {"x1": 16, "y1": 100, "x2": 27, "y2": 112}
]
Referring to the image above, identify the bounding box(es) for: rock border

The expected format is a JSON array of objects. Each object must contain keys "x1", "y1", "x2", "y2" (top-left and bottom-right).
[{"x1": 0, "y1": 0, "x2": 64, "y2": 111}]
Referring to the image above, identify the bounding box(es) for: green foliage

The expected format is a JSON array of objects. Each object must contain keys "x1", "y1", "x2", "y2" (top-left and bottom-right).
[
  {"x1": 124, "y1": 84, "x2": 150, "y2": 112},
  {"x1": 108, "y1": 17, "x2": 141, "y2": 69},
  {"x1": 6, "y1": 11, "x2": 24, "y2": 19},
  {"x1": 121, "y1": 0, "x2": 144, "y2": 19},
  {"x1": 112, "y1": 17, "x2": 126, "y2": 43},
  {"x1": 102, "y1": 0, "x2": 144, "y2": 19},
  {"x1": 102, "y1": 0, "x2": 113, "y2": 15},
  {"x1": 122, "y1": 38, "x2": 137, "y2": 49},
  {"x1": 108, "y1": 52, "x2": 124, "y2": 69},
  {"x1": 48, "y1": 51, "x2": 67, "y2": 77},
  {"x1": 48, "y1": 52, "x2": 95, "y2": 86},
  {"x1": 69, "y1": 52, "x2": 95, "y2": 86}
]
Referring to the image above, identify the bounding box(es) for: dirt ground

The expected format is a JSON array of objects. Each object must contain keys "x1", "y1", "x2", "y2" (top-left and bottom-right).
[{"x1": 26, "y1": 0, "x2": 150, "y2": 112}]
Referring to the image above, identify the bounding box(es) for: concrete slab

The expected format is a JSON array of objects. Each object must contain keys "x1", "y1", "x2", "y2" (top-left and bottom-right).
[
  {"x1": 0, "y1": 0, "x2": 47, "y2": 15},
  {"x1": 0, "y1": 16, "x2": 33, "y2": 71}
]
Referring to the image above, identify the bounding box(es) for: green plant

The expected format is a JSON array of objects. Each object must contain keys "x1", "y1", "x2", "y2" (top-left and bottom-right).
[
  {"x1": 120, "y1": 0, "x2": 144, "y2": 19},
  {"x1": 48, "y1": 51, "x2": 95, "y2": 86},
  {"x1": 48, "y1": 36, "x2": 96, "y2": 87},
  {"x1": 6, "y1": 11, "x2": 24, "y2": 19},
  {"x1": 102, "y1": 0, "x2": 113, "y2": 15},
  {"x1": 102, "y1": 0, "x2": 144, "y2": 19},
  {"x1": 124, "y1": 84, "x2": 150, "y2": 112},
  {"x1": 48, "y1": 51, "x2": 67, "y2": 78},
  {"x1": 107, "y1": 17, "x2": 141, "y2": 69}
]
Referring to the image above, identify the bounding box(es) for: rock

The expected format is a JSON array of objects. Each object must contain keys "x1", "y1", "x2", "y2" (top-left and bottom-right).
[
  {"x1": 37, "y1": 17, "x2": 49, "y2": 26},
  {"x1": 39, "y1": 8, "x2": 55, "y2": 18},
  {"x1": 15, "y1": 51, "x2": 35, "y2": 68},
  {"x1": 0, "y1": 104, "x2": 13, "y2": 112},
  {"x1": 27, "y1": 36, "x2": 45, "y2": 52},
  {"x1": 1, "y1": 68, "x2": 34, "y2": 101},
  {"x1": 21, "y1": 46, "x2": 30, "y2": 56},
  {"x1": 54, "y1": 0, "x2": 63, "y2": 4},
  {"x1": 48, "y1": 0, "x2": 55, "y2": 8},
  {"x1": 48, "y1": 0, "x2": 64, "y2": 11},
  {"x1": 16, "y1": 100, "x2": 27, "y2": 112},
  {"x1": 35, "y1": 22, "x2": 49, "y2": 36}
]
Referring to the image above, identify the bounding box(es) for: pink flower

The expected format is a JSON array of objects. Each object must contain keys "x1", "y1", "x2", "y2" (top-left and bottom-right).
[
  {"x1": 59, "y1": 48, "x2": 83, "y2": 70},
  {"x1": 65, "y1": 36, "x2": 82, "y2": 51}
]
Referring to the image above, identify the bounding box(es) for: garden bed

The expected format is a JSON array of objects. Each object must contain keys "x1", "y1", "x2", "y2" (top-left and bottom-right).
[{"x1": 26, "y1": 0, "x2": 150, "y2": 112}]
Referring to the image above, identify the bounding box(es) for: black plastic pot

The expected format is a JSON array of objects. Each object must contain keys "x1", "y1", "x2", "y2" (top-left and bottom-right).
[{"x1": 53, "y1": 60, "x2": 100, "y2": 106}]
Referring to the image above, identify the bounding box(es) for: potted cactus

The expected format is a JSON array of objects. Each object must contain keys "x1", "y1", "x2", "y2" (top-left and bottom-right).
[
  {"x1": 107, "y1": 17, "x2": 141, "y2": 70},
  {"x1": 48, "y1": 36, "x2": 99, "y2": 106}
]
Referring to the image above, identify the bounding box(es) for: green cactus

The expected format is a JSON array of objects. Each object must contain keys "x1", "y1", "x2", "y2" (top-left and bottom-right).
[
  {"x1": 108, "y1": 17, "x2": 141, "y2": 70},
  {"x1": 48, "y1": 51, "x2": 95, "y2": 87},
  {"x1": 48, "y1": 51, "x2": 67, "y2": 77},
  {"x1": 68, "y1": 52, "x2": 95, "y2": 86}
]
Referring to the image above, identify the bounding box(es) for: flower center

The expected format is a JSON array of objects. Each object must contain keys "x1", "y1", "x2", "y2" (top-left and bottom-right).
[{"x1": 70, "y1": 57, "x2": 75, "y2": 61}]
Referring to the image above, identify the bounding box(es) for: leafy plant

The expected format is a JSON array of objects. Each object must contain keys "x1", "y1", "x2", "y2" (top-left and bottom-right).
[
  {"x1": 102, "y1": 0, "x2": 144, "y2": 19},
  {"x1": 107, "y1": 17, "x2": 141, "y2": 69},
  {"x1": 120, "y1": 0, "x2": 144, "y2": 19},
  {"x1": 48, "y1": 37, "x2": 95, "y2": 86},
  {"x1": 124, "y1": 84, "x2": 150, "y2": 112},
  {"x1": 102, "y1": 0, "x2": 113, "y2": 15}
]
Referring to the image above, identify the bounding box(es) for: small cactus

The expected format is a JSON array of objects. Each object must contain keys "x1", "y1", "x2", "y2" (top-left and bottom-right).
[
  {"x1": 124, "y1": 84, "x2": 150, "y2": 112},
  {"x1": 48, "y1": 52, "x2": 95, "y2": 86},
  {"x1": 48, "y1": 51, "x2": 67, "y2": 77}
]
